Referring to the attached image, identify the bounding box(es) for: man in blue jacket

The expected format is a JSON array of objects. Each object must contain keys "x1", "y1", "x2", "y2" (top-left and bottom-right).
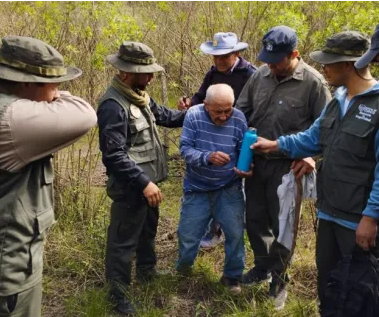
[
  {"x1": 251, "y1": 30, "x2": 379, "y2": 313},
  {"x1": 178, "y1": 32, "x2": 257, "y2": 249}
]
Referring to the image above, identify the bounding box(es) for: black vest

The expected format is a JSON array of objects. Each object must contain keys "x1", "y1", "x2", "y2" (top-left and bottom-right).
[{"x1": 316, "y1": 94, "x2": 379, "y2": 223}]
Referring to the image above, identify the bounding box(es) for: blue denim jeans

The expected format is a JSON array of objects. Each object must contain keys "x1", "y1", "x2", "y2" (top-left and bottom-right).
[{"x1": 176, "y1": 183, "x2": 245, "y2": 279}]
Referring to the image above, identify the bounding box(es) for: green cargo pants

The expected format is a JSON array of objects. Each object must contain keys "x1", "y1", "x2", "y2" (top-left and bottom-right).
[
  {"x1": 0, "y1": 282, "x2": 42, "y2": 317},
  {"x1": 106, "y1": 184, "x2": 159, "y2": 301}
]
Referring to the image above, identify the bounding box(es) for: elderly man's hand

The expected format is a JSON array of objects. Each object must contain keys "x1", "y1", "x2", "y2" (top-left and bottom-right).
[
  {"x1": 234, "y1": 164, "x2": 254, "y2": 178},
  {"x1": 356, "y1": 216, "x2": 378, "y2": 251},
  {"x1": 290, "y1": 157, "x2": 315, "y2": 179},
  {"x1": 143, "y1": 181, "x2": 163, "y2": 207},
  {"x1": 177, "y1": 96, "x2": 191, "y2": 111},
  {"x1": 208, "y1": 151, "x2": 230, "y2": 166},
  {"x1": 251, "y1": 137, "x2": 279, "y2": 153}
]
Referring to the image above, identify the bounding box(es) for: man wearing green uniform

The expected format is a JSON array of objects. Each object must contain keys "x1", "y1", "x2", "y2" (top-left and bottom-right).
[
  {"x1": 0, "y1": 36, "x2": 97, "y2": 316},
  {"x1": 97, "y1": 41, "x2": 185, "y2": 315}
]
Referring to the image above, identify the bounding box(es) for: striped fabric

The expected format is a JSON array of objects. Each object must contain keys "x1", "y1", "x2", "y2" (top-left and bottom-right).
[{"x1": 180, "y1": 104, "x2": 247, "y2": 192}]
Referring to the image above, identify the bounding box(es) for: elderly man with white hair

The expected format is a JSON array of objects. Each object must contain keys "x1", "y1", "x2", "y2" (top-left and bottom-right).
[{"x1": 175, "y1": 84, "x2": 252, "y2": 294}]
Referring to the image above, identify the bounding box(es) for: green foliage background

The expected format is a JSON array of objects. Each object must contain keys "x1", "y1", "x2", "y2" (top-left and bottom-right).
[
  {"x1": 2, "y1": 1, "x2": 378, "y2": 316},
  {"x1": 1, "y1": 1, "x2": 378, "y2": 105}
]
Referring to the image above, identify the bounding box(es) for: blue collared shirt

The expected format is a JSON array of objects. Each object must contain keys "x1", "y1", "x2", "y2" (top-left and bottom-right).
[{"x1": 278, "y1": 82, "x2": 379, "y2": 230}]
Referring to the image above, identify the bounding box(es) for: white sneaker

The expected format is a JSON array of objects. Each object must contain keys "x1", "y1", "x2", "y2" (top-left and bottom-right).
[{"x1": 200, "y1": 234, "x2": 223, "y2": 249}]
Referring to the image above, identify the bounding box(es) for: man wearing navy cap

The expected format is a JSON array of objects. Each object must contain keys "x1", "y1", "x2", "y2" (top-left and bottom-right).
[
  {"x1": 250, "y1": 30, "x2": 379, "y2": 315},
  {"x1": 236, "y1": 25, "x2": 331, "y2": 309},
  {"x1": 178, "y1": 32, "x2": 257, "y2": 250}
]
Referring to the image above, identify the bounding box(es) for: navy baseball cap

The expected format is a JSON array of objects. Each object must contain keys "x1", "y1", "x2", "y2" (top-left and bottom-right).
[
  {"x1": 355, "y1": 24, "x2": 379, "y2": 69},
  {"x1": 258, "y1": 26, "x2": 298, "y2": 64}
]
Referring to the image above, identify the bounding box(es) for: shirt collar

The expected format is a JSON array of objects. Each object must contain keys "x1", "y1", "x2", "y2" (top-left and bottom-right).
[
  {"x1": 228, "y1": 57, "x2": 241, "y2": 74},
  {"x1": 335, "y1": 82, "x2": 379, "y2": 105}
]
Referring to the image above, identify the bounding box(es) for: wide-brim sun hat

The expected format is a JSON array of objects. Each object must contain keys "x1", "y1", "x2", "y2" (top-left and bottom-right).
[
  {"x1": 107, "y1": 41, "x2": 164, "y2": 73},
  {"x1": 200, "y1": 32, "x2": 248, "y2": 56},
  {"x1": 355, "y1": 24, "x2": 379, "y2": 69},
  {"x1": 0, "y1": 35, "x2": 82, "y2": 83},
  {"x1": 310, "y1": 31, "x2": 370, "y2": 65}
]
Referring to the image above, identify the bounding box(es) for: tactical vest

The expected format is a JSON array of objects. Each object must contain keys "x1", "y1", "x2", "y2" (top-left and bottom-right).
[
  {"x1": 98, "y1": 87, "x2": 168, "y2": 193},
  {"x1": 0, "y1": 94, "x2": 55, "y2": 296},
  {"x1": 316, "y1": 95, "x2": 379, "y2": 223}
]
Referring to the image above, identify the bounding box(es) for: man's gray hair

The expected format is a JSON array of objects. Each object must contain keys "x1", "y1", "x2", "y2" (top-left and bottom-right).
[{"x1": 205, "y1": 84, "x2": 235, "y2": 105}]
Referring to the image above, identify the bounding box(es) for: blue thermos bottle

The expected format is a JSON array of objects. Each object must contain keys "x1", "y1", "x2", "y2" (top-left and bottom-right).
[{"x1": 237, "y1": 128, "x2": 257, "y2": 172}]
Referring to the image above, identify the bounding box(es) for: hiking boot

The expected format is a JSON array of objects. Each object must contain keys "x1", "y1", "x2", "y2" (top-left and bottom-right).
[
  {"x1": 110, "y1": 296, "x2": 138, "y2": 315},
  {"x1": 136, "y1": 268, "x2": 170, "y2": 283},
  {"x1": 200, "y1": 233, "x2": 224, "y2": 250},
  {"x1": 220, "y1": 276, "x2": 242, "y2": 295},
  {"x1": 240, "y1": 268, "x2": 272, "y2": 285},
  {"x1": 269, "y1": 275, "x2": 288, "y2": 310}
]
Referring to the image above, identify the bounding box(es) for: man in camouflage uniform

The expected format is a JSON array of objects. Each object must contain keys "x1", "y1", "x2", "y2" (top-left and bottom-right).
[{"x1": 0, "y1": 36, "x2": 97, "y2": 317}]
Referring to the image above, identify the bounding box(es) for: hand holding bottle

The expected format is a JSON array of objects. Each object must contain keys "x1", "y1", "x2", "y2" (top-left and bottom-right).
[
  {"x1": 234, "y1": 164, "x2": 254, "y2": 178},
  {"x1": 251, "y1": 137, "x2": 279, "y2": 153}
]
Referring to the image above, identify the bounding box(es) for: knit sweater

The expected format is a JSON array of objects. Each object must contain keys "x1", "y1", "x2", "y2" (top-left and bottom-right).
[{"x1": 180, "y1": 104, "x2": 248, "y2": 192}]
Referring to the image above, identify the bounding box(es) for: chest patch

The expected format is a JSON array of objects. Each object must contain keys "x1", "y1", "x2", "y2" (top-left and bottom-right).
[
  {"x1": 130, "y1": 104, "x2": 142, "y2": 119},
  {"x1": 355, "y1": 104, "x2": 377, "y2": 123}
]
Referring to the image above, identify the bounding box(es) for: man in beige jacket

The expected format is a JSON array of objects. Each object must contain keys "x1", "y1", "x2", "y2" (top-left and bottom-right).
[{"x1": 0, "y1": 36, "x2": 97, "y2": 317}]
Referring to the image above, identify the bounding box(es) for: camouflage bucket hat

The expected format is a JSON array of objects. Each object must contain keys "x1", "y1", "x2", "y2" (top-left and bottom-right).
[
  {"x1": 106, "y1": 41, "x2": 164, "y2": 73},
  {"x1": 0, "y1": 36, "x2": 82, "y2": 83},
  {"x1": 310, "y1": 31, "x2": 370, "y2": 65}
]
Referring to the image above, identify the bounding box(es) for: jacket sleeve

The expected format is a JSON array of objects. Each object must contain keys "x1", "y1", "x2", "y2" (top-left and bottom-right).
[
  {"x1": 191, "y1": 69, "x2": 213, "y2": 106},
  {"x1": 149, "y1": 98, "x2": 186, "y2": 127},
  {"x1": 235, "y1": 72, "x2": 256, "y2": 123},
  {"x1": 180, "y1": 111, "x2": 211, "y2": 166},
  {"x1": 0, "y1": 91, "x2": 97, "y2": 172},
  {"x1": 362, "y1": 129, "x2": 379, "y2": 220},
  {"x1": 97, "y1": 100, "x2": 150, "y2": 191}
]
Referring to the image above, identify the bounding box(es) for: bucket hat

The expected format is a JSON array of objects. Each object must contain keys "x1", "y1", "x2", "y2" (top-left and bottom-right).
[
  {"x1": 200, "y1": 32, "x2": 248, "y2": 56},
  {"x1": 310, "y1": 31, "x2": 369, "y2": 65},
  {"x1": 355, "y1": 24, "x2": 379, "y2": 69},
  {"x1": 0, "y1": 36, "x2": 82, "y2": 83},
  {"x1": 258, "y1": 26, "x2": 298, "y2": 64},
  {"x1": 107, "y1": 41, "x2": 164, "y2": 73}
]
